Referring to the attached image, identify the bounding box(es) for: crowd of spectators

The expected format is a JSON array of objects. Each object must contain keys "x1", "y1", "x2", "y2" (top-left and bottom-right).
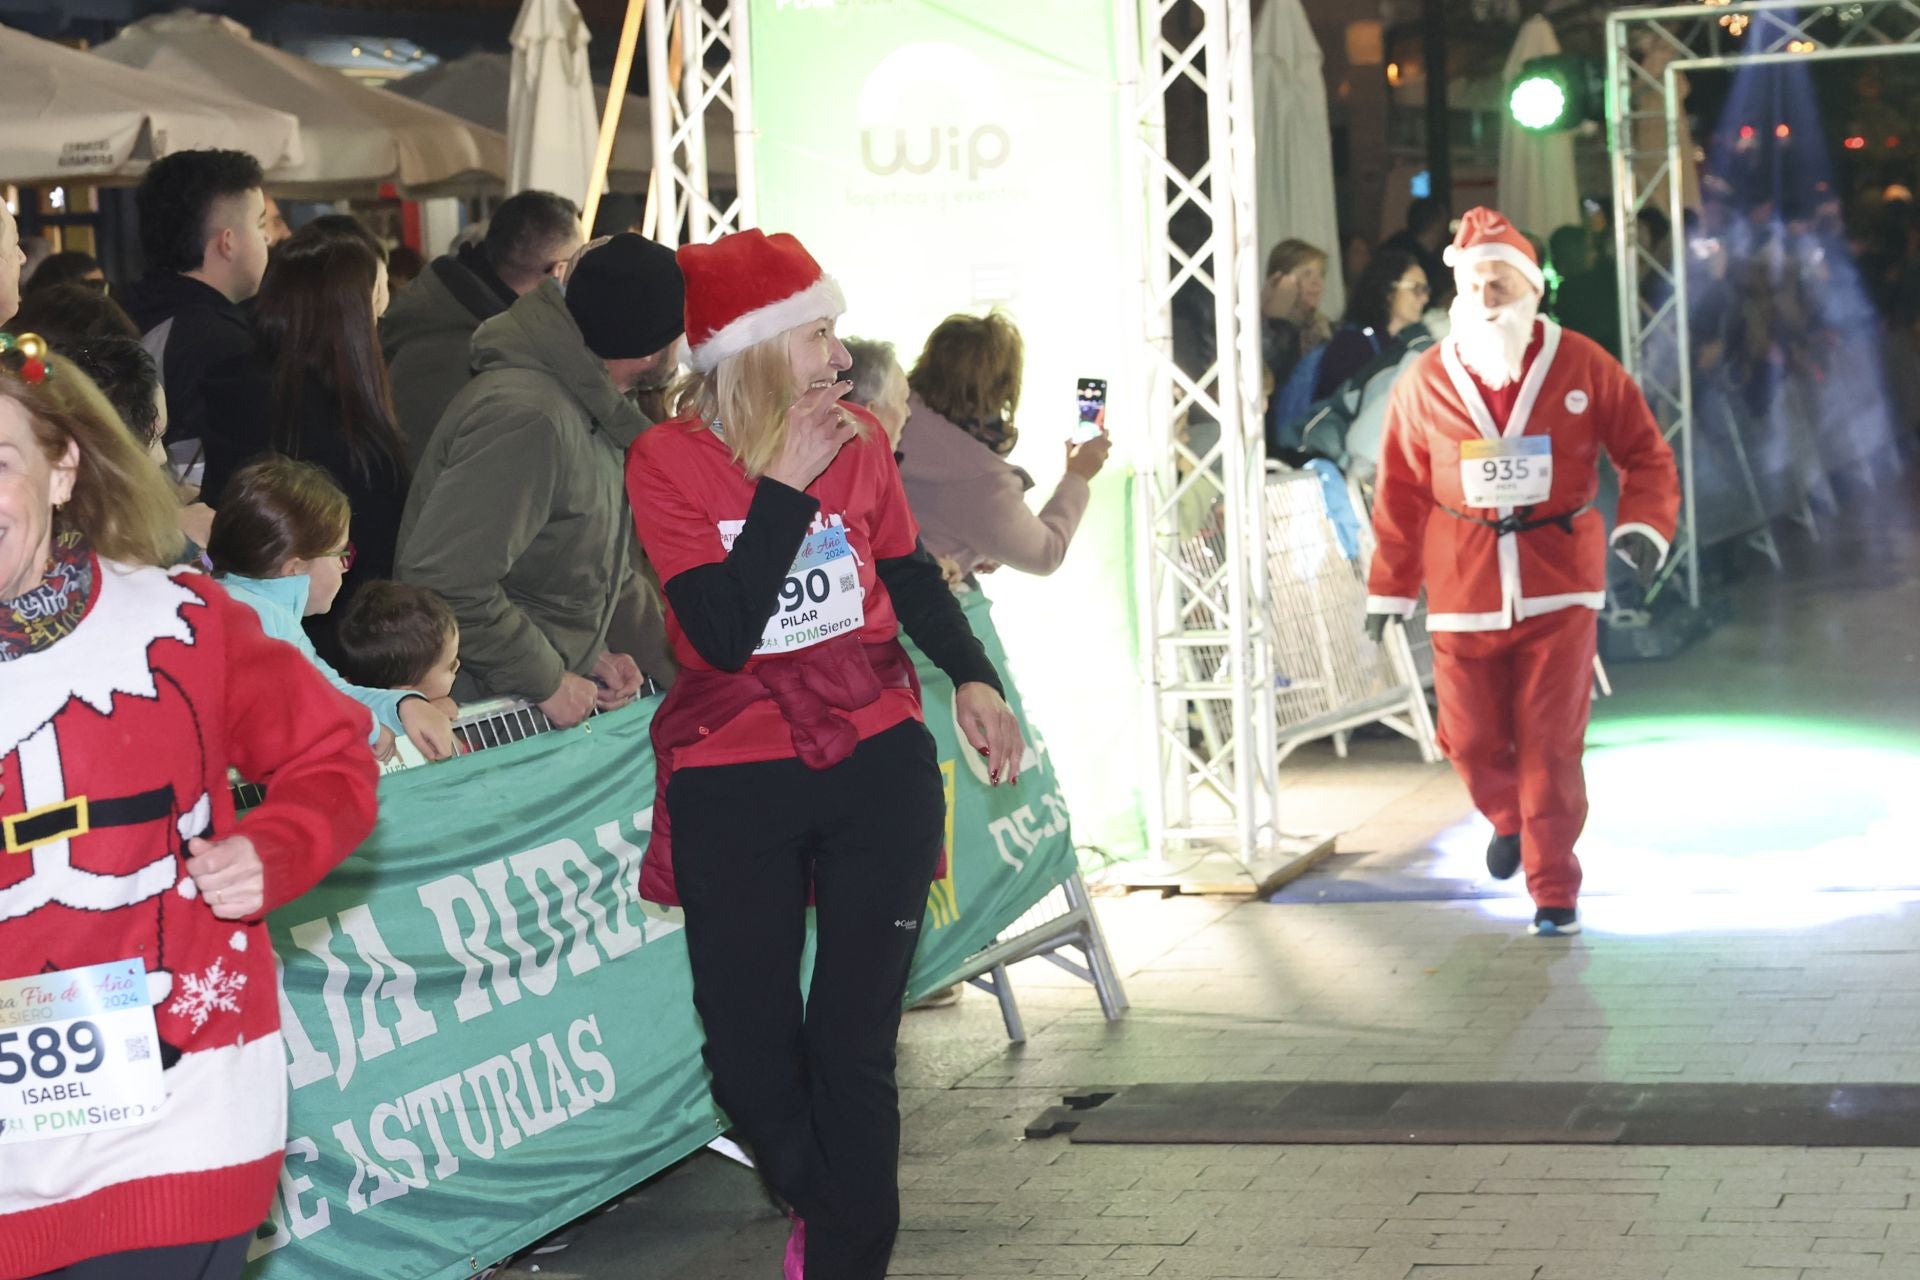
[
  {"x1": 1260, "y1": 186, "x2": 1920, "y2": 489},
  {"x1": 1, "y1": 144, "x2": 1097, "y2": 1280}
]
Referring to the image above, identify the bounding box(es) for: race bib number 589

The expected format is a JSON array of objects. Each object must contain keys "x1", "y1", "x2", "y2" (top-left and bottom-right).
[{"x1": 0, "y1": 959, "x2": 165, "y2": 1144}]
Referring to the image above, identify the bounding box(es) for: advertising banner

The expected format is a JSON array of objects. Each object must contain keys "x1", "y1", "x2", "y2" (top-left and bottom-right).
[
  {"x1": 250, "y1": 591, "x2": 1075, "y2": 1280},
  {"x1": 748, "y1": 0, "x2": 1147, "y2": 858}
]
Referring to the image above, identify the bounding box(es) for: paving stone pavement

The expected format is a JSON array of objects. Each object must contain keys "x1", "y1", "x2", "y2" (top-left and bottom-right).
[{"x1": 493, "y1": 481, "x2": 1920, "y2": 1278}]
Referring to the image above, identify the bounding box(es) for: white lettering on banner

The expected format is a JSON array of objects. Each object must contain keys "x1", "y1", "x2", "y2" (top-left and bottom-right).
[
  {"x1": 281, "y1": 813, "x2": 667, "y2": 1092},
  {"x1": 986, "y1": 787, "x2": 1070, "y2": 872},
  {"x1": 256, "y1": 1015, "x2": 619, "y2": 1249},
  {"x1": 248, "y1": 1137, "x2": 331, "y2": 1262},
  {"x1": 416, "y1": 817, "x2": 675, "y2": 1028},
  {"x1": 281, "y1": 908, "x2": 437, "y2": 1091}
]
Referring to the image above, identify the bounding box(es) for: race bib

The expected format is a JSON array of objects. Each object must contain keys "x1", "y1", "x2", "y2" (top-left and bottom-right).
[
  {"x1": 0, "y1": 959, "x2": 164, "y2": 1145},
  {"x1": 1459, "y1": 437, "x2": 1553, "y2": 508},
  {"x1": 758, "y1": 527, "x2": 866, "y2": 655}
]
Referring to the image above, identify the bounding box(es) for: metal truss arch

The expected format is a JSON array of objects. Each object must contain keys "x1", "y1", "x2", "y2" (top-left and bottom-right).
[{"x1": 1606, "y1": 0, "x2": 1920, "y2": 608}]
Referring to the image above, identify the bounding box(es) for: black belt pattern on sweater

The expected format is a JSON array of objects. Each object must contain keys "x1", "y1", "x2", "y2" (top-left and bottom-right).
[{"x1": 3, "y1": 786, "x2": 176, "y2": 855}]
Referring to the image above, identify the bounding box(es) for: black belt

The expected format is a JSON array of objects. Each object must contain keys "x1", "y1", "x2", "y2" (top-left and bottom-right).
[
  {"x1": 1438, "y1": 502, "x2": 1593, "y2": 537},
  {"x1": 3, "y1": 786, "x2": 174, "y2": 855}
]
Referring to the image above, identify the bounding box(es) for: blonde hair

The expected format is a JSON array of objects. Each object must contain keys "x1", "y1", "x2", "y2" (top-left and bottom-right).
[
  {"x1": 673, "y1": 327, "x2": 865, "y2": 480},
  {"x1": 0, "y1": 350, "x2": 181, "y2": 568}
]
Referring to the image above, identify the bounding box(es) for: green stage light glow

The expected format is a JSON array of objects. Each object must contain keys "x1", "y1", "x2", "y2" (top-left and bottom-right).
[
  {"x1": 1509, "y1": 74, "x2": 1569, "y2": 132},
  {"x1": 1427, "y1": 715, "x2": 1920, "y2": 935}
]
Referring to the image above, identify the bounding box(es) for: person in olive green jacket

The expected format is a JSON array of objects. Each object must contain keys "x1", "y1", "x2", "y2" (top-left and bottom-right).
[{"x1": 396, "y1": 235, "x2": 683, "y2": 727}]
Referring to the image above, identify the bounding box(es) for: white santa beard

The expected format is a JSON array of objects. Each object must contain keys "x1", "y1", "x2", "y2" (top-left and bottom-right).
[{"x1": 1450, "y1": 294, "x2": 1539, "y2": 390}]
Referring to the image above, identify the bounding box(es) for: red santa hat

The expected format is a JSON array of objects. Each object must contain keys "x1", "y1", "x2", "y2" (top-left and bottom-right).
[
  {"x1": 1442, "y1": 206, "x2": 1546, "y2": 294},
  {"x1": 677, "y1": 229, "x2": 847, "y2": 373}
]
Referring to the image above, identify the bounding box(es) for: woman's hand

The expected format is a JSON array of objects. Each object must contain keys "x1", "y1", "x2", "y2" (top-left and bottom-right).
[
  {"x1": 765, "y1": 382, "x2": 857, "y2": 491},
  {"x1": 187, "y1": 834, "x2": 266, "y2": 920},
  {"x1": 1065, "y1": 433, "x2": 1112, "y2": 482},
  {"x1": 1261, "y1": 270, "x2": 1301, "y2": 320},
  {"x1": 955, "y1": 682, "x2": 1024, "y2": 786},
  {"x1": 399, "y1": 697, "x2": 456, "y2": 761}
]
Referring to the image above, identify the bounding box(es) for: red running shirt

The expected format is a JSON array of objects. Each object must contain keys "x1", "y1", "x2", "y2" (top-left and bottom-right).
[{"x1": 626, "y1": 412, "x2": 923, "y2": 768}]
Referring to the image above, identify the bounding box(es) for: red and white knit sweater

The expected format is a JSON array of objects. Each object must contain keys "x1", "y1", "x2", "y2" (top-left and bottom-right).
[{"x1": 0, "y1": 558, "x2": 378, "y2": 1278}]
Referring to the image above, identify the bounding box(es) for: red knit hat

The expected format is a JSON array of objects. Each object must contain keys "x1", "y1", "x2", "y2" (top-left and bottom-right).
[
  {"x1": 677, "y1": 229, "x2": 847, "y2": 373},
  {"x1": 1442, "y1": 206, "x2": 1545, "y2": 294}
]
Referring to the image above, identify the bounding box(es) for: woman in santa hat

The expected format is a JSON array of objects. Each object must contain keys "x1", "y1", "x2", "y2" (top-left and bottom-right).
[
  {"x1": 0, "y1": 336, "x2": 377, "y2": 1279},
  {"x1": 625, "y1": 230, "x2": 1024, "y2": 1279}
]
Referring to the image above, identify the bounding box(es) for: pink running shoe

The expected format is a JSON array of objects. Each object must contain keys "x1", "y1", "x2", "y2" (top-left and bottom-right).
[{"x1": 782, "y1": 1214, "x2": 805, "y2": 1279}]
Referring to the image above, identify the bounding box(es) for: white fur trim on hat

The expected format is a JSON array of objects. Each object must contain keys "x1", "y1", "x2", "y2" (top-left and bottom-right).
[
  {"x1": 1444, "y1": 242, "x2": 1546, "y2": 293},
  {"x1": 689, "y1": 276, "x2": 848, "y2": 373}
]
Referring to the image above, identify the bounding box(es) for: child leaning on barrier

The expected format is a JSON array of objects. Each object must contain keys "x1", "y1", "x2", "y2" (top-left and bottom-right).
[
  {"x1": 332, "y1": 579, "x2": 463, "y2": 720},
  {"x1": 207, "y1": 457, "x2": 457, "y2": 764}
]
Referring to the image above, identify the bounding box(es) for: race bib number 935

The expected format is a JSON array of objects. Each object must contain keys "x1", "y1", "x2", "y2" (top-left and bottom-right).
[{"x1": 1459, "y1": 436, "x2": 1553, "y2": 509}]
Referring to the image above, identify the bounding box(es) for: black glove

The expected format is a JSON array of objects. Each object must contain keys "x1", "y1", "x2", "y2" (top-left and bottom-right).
[
  {"x1": 1364, "y1": 612, "x2": 1390, "y2": 645},
  {"x1": 1614, "y1": 531, "x2": 1663, "y2": 590}
]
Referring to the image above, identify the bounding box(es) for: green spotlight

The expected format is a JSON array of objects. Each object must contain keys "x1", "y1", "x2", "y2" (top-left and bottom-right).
[
  {"x1": 1507, "y1": 54, "x2": 1600, "y2": 134},
  {"x1": 1510, "y1": 72, "x2": 1570, "y2": 132}
]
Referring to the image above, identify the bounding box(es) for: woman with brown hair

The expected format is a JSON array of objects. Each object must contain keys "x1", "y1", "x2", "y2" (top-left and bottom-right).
[
  {"x1": 0, "y1": 336, "x2": 377, "y2": 1279},
  {"x1": 896, "y1": 311, "x2": 1109, "y2": 582},
  {"x1": 1261, "y1": 237, "x2": 1335, "y2": 393},
  {"x1": 201, "y1": 222, "x2": 409, "y2": 651}
]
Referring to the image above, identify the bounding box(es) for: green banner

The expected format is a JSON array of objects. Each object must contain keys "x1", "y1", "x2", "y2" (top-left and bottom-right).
[
  {"x1": 249, "y1": 591, "x2": 1075, "y2": 1280},
  {"x1": 748, "y1": 0, "x2": 1146, "y2": 859}
]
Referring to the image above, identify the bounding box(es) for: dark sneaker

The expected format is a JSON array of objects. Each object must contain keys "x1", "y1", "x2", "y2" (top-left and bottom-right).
[
  {"x1": 1486, "y1": 832, "x2": 1522, "y2": 881},
  {"x1": 1529, "y1": 907, "x2": 1580, "y2": 937}
]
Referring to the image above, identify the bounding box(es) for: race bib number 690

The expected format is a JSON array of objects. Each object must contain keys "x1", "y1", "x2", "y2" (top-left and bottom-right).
[{"x1": 758, "y1": 527, "x2": 866, "y2": 655}]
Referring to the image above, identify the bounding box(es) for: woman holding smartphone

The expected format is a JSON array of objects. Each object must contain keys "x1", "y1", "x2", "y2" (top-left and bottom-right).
[{"x1": 626, "y1": 229, "x2": 1023, "y2": 1279}]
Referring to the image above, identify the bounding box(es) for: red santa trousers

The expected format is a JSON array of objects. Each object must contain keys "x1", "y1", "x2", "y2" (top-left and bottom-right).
[{"x1": 1430, "y1": 605, "x2": 1598, "y2": 910}]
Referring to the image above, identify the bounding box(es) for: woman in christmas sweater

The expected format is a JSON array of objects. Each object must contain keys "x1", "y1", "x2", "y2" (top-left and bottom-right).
[
  {"x1": 626, "y1": 231, "x2": 1024, "y2": 1280},
  {"x1": 0, "y1": 335, "x2": 379, "y2": 1280}
]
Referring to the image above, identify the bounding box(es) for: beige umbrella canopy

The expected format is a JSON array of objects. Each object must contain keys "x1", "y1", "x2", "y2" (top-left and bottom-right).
[
  {"x1": 391, "y1": 51, "x2": 736, "y2": 191},
  {"x1": 92, "y1": 11, "x2": 506, "y2": 198},
  {"x1": 0, "y1": 20, "x2": 301, "y2": 183}
]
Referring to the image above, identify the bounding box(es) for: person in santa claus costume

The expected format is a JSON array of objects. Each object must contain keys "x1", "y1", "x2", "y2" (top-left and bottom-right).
[
  {"x1": 0, "y1": 335, "x2": 377, "y2": 1280},
  {"x1": 1364, "y1": 208, "x2": 1679, "y2": 937}
]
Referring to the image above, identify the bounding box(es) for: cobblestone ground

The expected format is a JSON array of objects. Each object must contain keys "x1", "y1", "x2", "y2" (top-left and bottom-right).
[{"x1": 500, "y1": 479, "x2": 1920, "y2": 1278}]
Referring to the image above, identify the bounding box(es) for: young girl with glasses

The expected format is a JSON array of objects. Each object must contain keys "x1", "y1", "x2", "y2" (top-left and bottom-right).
[{"x1": 208, "y1": 456, "x2": 454, "y2": 763}]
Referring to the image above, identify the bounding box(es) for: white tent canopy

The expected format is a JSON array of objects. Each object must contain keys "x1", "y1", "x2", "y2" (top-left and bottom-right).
[
  {"x1": 1252, "y1": 0, "x2": 1343, "y2": 319},
  {"x1": 1496, "y1": 16, "x2": 1581, "y2": 242},
  {"x1": 507, "y1": 0, "x2": 597, "y2": 205},
  {"x1": 0, "y1": 21, "x2": 300, "y2": 183},
  {"x1": 92, "y1": 11, "x2": 506, "y2": 198},
  {"x1": 392, "y1": 51, "x2": 736, "y2": 192}
]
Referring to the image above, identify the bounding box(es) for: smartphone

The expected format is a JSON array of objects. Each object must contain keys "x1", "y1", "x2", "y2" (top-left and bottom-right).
[{"x1": 1072, "y1": 377, "x2": 1107, "y2": 445}]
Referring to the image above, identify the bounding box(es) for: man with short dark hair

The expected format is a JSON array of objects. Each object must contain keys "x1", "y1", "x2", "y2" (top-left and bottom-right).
[
  {"x1": 381, "y1": 190, "x2": 585, "y2": 461},
  {"x1": 397, "y1": 234, "x2": 683, "y2": 722},
  {"x1": 120, "y1": 149, "x2": 269, "y2": 463}
]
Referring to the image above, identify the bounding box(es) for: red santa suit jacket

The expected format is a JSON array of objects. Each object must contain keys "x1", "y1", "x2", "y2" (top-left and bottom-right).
[
  {"x1": 0, "y1": 561, "x2": 377, "y2": 1278},
  {"x1": 1365, "y1": 318, "x2": 1680, "y2": 631}
]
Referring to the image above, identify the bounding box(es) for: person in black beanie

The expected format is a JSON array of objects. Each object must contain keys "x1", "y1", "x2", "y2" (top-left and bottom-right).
[{"x1": 396, "y1": 234, "x2": 685, "y2": 719}]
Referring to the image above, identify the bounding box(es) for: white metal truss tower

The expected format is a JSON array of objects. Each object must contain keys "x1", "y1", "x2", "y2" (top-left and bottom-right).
[
  {"x1": 645, "y1": 0, "x2": 756, "y2": 245},
  {"x1": 1120, "y1": 0, "x2": 1276, "y2": 866},
  {"x1": 1606, "y1": 0, "x2": 1920, "y2": 608}
]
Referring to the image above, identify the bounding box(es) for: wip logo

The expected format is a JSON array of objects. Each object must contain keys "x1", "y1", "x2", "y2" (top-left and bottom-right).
[
  {"x1": 855, "y1": 42, "x2": 1012, "y2": 184},
  {"x1": 861, "y1": 124, "x2": 1010, "y2": 182}
]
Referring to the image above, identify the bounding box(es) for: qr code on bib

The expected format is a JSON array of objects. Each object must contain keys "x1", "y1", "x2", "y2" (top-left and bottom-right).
[
  {"x1": 125, "y1": 1035, "x2": 152, "y2": 1062},
  {"x1": 839, "y1": 573, "x2": 858, "y2": 595}
]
